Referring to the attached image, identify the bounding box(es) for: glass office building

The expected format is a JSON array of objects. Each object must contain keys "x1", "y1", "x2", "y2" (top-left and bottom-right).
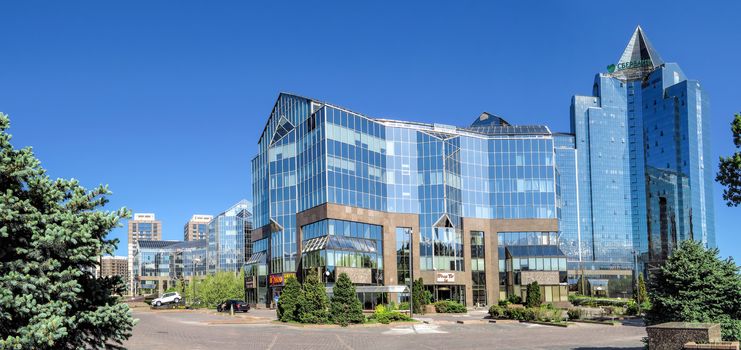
[
  {"x1": 132, "y1": 239, "x2": 206, "y2": 295},
  {"x1": 250, "y1": 95, "x2": 562, "y2": 307},
  {"x1": 206, "y1": 200, "x2": 253, "y2": 274},
  {"x1": 563, "y1": 26, "x2": 715, "y2": 295}
]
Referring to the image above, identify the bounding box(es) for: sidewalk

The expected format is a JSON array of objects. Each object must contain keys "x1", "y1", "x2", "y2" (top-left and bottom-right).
[{"x1": 414, "y1": 309, "x2": 490, "y2": 324}]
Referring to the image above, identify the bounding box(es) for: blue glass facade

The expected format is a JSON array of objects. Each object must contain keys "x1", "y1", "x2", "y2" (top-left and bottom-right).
[
  {"x1": 252, "y1": 95, "x2": 560, "y2": 305},
  {"x1": 565, "y1": 27, "x2": 715, "y2": 282},
  {"x1": 133, "y1": 239, "x2": 206, "y2": 295},
  {"x1": 249, "y1": 26, "x2": 716, "y2": 304},
  {"x1": 207, "y1": 200, "x2": 252, "y2": 274}
]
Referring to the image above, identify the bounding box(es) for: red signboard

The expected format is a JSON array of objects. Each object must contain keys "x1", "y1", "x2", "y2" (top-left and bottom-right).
[{"x1": 269, "y1": 273, "x2": 296, "y2": 287}]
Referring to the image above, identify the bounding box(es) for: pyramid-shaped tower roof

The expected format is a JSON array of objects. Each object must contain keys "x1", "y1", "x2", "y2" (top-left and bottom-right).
[{"x1": 609, "y1": 26, "x2": 664, "y2": 80}]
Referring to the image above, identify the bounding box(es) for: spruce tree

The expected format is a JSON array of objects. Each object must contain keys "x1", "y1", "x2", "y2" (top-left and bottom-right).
[
  {"x1": 646, "y1": 240, "x2": 741, "y2": 341},
  {"x1": 298, "y1": 273, "x2": 329, "y2": 324},
  {"x1": 277, "y1": 275, "x2": 301, "y2": 322},
  {"x1": 526, "y1": 282, "x2": 541, "y2": 308},
  {"x1": 412, "y1": 277, "x2": 426, "y2": 313},
  {"x1": 330, "y1": 273, "x2": 364, "y2": 326},
  {"x1": 0, "y1": 113, "x2": 135, "y2": 349}
]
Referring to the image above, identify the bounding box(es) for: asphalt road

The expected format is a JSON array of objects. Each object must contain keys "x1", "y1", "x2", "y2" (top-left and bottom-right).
[{"x1": 124, "y1": 309, "x2": 646, "y2": 350}]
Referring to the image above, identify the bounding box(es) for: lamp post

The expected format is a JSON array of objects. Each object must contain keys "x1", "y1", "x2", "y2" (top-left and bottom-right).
[{"x1": 192, "y1": 257, "x2": 201, "y2": 306}]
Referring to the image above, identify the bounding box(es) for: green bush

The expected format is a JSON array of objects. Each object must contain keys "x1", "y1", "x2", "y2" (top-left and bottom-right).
[
  {"x1": 569, "y1": 295, "x2": 630, "y2": 308},
  {"x1": 534, "y1": 307, "x2": 563, "y2": 323},
  {"x1": 625, "y1": 300, "x2": 639, "y2": 316},
  {"x1": 433, "y1": 300, "x2": 467, "y2": 313},
  {"x1": 498, "y1": 299, "x2": 510, "y2": 307},
  {"x1": 567, "y1": 308, "x2": 581, "y2": 320},
  {"x1": 398, "y1": 302, "x2": 410, "y2": 311},
  {"x1": 488, "y1": 305, "x2": 506, "y2": 319},
  {"x1": 526, "y1": 282, "x2": 541, "y2": 308},
  {"x1": 330, "y1": 273, "x2": 364, "y2": 326},
  {"x1": 194, "y1": 270, "x2": 246, "y2": 307},
  {"x1": 369, "y1": 305, "x2": 413, "y2": 324},
  {"x1": 507, "y1": 294, "x2": 523, "y2": 304},
  {"x1": 506, "y1": 307, "x2": 535, "y2": 321}
]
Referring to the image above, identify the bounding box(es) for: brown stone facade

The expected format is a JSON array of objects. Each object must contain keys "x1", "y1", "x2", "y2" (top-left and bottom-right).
[
  {"x1": 288, "y1": 203, "x2": 558, "y2": 306},
  {"x1": 295, "y1": 203, "x2": 419, "y2": 288},
  {"x1": 460, "y1": 217, "x2": 558, "y2": 306}
]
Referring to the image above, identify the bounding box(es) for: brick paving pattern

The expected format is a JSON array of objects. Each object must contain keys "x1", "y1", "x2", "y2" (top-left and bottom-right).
[{"x1": 124, "y1": 309, "x2": 646, "y2": 350}]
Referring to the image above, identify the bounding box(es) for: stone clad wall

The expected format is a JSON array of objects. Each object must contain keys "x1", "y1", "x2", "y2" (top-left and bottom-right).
[
  {"x1": 646, "y1": 322, "x2": 721, "y2": 350},
  {"x1": 336, "y1": 267, "x2": 372, "y2": 284},
  {"x1": 521, "y1": 271, "x2": 560, "y2": 285}
]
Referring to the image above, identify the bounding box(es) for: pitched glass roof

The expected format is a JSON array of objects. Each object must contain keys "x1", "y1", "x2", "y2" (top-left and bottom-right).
[
  {"x1": 302, "y1": 235, "x2": 377, "y2": 254},
  {"x1": 245, "y1": 251, "x2": 266, "y2": 265}
]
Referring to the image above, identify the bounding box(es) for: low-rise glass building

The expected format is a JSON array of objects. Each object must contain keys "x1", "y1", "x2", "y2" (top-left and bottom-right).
[
  {"x1": 249, "y1": 95, "x2": 564, "y2": 307},
  {"x1": 132, "y1": 239, "x2": 207, "y2": 295},
  {"x1": 207, "y1": 200, "x2": 253, "y2": 274}
]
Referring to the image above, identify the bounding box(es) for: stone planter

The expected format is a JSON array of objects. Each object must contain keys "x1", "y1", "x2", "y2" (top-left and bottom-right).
[
  {"x1": 646, "y1": 322, "x2": 721, "y2": 350},
  {"x1": 424, "y1": 305, "x2": 436, "y2": 314}
]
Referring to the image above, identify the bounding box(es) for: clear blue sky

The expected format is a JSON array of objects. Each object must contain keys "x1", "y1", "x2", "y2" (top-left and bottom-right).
[{"x1": 1, "y1": 1, "x2": 739, "y2": 260}]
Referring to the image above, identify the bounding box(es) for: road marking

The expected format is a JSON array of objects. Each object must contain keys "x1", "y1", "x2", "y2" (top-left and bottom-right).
[
  {"x1": 335, "y1": 334, "x2": 354, "y2": 350},
  {"x1": 382, "y1": 324, "x2": 447, "y2": 335},
  {"x1": 266, "y1": 335, "x2": 278, "y2": 350}
]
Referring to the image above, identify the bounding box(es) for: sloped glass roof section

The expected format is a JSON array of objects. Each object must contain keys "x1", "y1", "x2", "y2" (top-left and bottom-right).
[
  {"x1": 245, "y1": 251, "x2": 266, "y2": 264},
  {"x1": 470, "y1": 112, "x2": 511, "y2": 127},
  {"x1": 302, "y1": 235, "x2": 377, "y2": 254},
  {"x1": 270, "y1": 116, "x2": 295, "y2": 145}
]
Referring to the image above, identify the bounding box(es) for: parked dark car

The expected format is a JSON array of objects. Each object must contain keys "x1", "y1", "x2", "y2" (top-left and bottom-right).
[{"x1": 217, "y1": 300, "x2": 250, "y2": 313}]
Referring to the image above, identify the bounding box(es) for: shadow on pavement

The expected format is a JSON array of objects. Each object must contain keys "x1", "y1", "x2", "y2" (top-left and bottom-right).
[{"x1": 573, "y1": 348, "x2": 643, "y2": 350}]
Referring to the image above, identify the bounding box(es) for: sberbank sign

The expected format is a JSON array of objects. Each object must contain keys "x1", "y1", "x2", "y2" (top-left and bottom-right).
[{"x1": 606, "y1": 59, "x2": 653, "y2": 73}]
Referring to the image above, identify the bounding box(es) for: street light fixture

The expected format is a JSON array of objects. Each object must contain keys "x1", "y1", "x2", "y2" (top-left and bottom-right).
[{"x1": 193, "y1": 257, "x2": 202, "y2": 306}]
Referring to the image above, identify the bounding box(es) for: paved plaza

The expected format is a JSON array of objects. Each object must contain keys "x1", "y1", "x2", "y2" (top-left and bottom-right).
[{"x1": 124, "y1": 309, "x2": 646, "y2": 350}]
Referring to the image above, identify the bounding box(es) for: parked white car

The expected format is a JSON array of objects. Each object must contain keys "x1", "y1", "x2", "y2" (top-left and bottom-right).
[{"x1": 151, "y1": 292, "x2": 181, "y2": 307}]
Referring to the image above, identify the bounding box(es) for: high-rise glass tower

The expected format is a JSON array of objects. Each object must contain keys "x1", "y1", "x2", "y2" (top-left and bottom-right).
[{"x1": 563, "y1": 26, "x2": 715, "y2": 288}]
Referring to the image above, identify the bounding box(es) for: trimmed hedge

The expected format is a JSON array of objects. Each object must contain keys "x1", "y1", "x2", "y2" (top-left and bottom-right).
[
  {"x1": 568, "y1": 295, "x2": 630, "y2": 307},
  {"x1": 434, "y1": 300, "x2": 467, "y2": 313},
  {"x1": 368, "y1": 305, "x2": 413, "y2": 324},
  {"x1": 488, "y1": 305, "x2": 506, "y2": 319},
  {"x1": 492, "y1": 305, "x2": 565, "y2": 323}
]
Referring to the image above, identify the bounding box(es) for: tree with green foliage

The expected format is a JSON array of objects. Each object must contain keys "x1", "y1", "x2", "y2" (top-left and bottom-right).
[
  {"x1": 646, "y1": 240, "x2": 741, "y2": 341},
  {"x1": 298, "y1": 274, "x2": 329, "y2": 324},
  {"x1": 717, "y1": 113, "x2": 741, "y2": 206},
  {"x1": 526, "y1": 282, "x2": 541, "y2": 308},
  {"x1": 196, "y1": 270, "x2": 245, "y2": 307},
  {"x1": 330, "y1": 273, "x2": 364, "y2": 326},
  {"x1": 412, "y1": 277, "x2": 426, "y2": 313},
  {"x1": 277, "y1": 275, "x2": 301, "y2": 322},
  {"x1": 0, "y1": 113, "x2": 135, "y2": 349}
]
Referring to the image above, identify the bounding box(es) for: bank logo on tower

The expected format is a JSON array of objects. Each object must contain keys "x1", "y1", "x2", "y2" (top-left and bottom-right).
[{"x1": 607, "y1": 64, "x2": 616, "y2": 73}]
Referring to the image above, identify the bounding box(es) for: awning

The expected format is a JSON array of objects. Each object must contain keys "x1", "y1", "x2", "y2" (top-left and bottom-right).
[{"x1": 245, "y1": 251, "x2": 266, "y2": 265}]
